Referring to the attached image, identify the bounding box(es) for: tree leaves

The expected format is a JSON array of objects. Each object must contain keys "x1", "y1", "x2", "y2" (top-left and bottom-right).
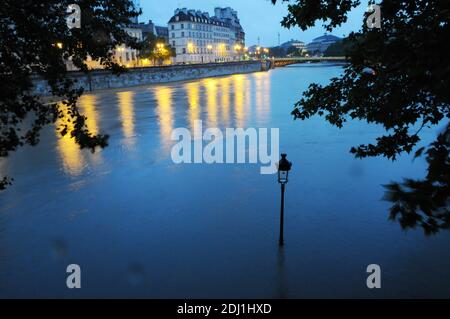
[
  {"x1": 0, "y1": 0, "x2": 141, "y2": 189},
  {"x1": 272, "y1": 0, "x2": 450, "y2": 234}
]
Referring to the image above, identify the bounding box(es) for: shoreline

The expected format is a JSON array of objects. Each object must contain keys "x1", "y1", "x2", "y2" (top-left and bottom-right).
[{"x1": 33, "y1": 60, "x2": 271, "y2": 98}]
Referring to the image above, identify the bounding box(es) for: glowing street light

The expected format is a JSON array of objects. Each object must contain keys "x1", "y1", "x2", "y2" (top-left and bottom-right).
[
  {"x1": 187, "y1": 42, "x2": 194, "y2": 54},
  {"x1": 277, "y1": 153, "x2": 292, "y2": 246}
]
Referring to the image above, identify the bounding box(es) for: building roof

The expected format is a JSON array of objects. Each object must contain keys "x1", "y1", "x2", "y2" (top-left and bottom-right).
[
  {"x1": 168, "y1": 8, "x2": 230, "y2": 27},
  {"x1": 310, "y1": 34, "x2": 341, "y2": 43}
]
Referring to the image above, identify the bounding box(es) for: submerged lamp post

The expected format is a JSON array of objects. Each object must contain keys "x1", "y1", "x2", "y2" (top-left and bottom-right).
[{"x1": 277, "y1": 154, "x2": 292, "y2": 246}]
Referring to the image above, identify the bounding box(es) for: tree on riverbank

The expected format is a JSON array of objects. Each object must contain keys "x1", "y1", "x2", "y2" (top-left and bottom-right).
[
  {"x1": 139, "y1": 33, "x2": 176, "y2": 66},
  {"x1": 0, "y1": 0, "x2": 141, "y2": 189},
  {"x1": 323, "y1": 39, "x2": 350, "y2": 57},
  {"x1": 272, "y1": 0, "x2": 449, "y2": 234}
]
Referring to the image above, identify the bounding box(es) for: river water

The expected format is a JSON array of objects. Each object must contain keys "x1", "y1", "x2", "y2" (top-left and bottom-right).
[{"x1": 0, "y1": 63, "x2": 449, "y2": 298}]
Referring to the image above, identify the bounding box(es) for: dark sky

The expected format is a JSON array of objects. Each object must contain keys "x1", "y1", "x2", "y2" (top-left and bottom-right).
[{"x1": 138, "y1": 0, "x2": 368, "y2": 46}]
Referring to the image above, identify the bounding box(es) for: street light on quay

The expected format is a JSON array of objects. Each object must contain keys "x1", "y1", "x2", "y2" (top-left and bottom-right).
[
  {"x1": 187, "y1": 42, "x2": 194, "y2": 54},
  {"x1": 277, "y1": 153, "x2": 292, "y2": 246}
]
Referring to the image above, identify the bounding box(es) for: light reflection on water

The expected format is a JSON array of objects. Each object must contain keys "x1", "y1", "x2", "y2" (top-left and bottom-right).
[
  {"x1": 56, "y1": 94, "x2": 104, "y2": 177},
  {"x1": 154, "y1": 86, "x2": 174, "y2": 152},
  {"x1": 117, "y1": 91, "x2": 136, "y2": 146},
  {"x1": 0, "y1": 64, "x2": 449, "y2": 298}
]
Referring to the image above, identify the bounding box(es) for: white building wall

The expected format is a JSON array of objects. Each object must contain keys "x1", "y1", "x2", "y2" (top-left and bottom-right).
[
  {"x1": 168, "y1": 11, "x2": 240, "y2": 64},
  {"x1": 113, "y1": 27, "x2": 143, "y2": 67}
]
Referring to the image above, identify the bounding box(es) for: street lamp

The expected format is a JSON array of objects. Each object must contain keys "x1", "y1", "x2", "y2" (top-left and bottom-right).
[
  {"x1": 277, "y1": 153, "x2": 292, "y2": 246},
  {"x1": 187, "y1": 42, "x2": 194, "y2": 53}
]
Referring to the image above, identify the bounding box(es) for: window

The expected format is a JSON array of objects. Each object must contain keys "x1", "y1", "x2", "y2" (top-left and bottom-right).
[
  {"x1": 172, "y1": 33, "x2": 175, "y2": 38},
  {"x1": 171, "y1": 25, "x2": 174, "y2": 30},
  {"x1": 182, "y1": 48, "x2": 186, "y2": 54},
  {"x1": 181, "y1": 24, "x2": 184, "y2": 29},
  {"x1": 126, "y1": 52, "x2": 130, "y2": 61},
  {"x1": 172, "y1": 41, "x2": 176, "y2": 47},
  {"x1": 181, "y1": 32, "x2": 184, "y2": 37}
]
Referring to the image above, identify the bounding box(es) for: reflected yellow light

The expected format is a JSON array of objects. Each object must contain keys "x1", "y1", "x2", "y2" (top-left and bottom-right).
[
  {"x1": 56, "y1": 42, "x2": 63, "y2": 49},
  {"x1": 154, "y1": 86, "x2": 174, "y2": 150},
  {"x1": 78, "y1": 94, "x2": 103, "y2": 166},
  {"x1": 185, "y1": 82, "x2": 201, "y2": 130},
  {"x1": 117, "y1": 91, "x2": 135, "y2": 145},
  {"x1": 56, "y1": 104, "x2": 85, "y2": 176},
  {"x1": 254, "y1": 72, "x2": 271, "y2": 122},
  {"x1": 57, "y1": 95, "x2": 99, "y2": 175},
  {"x1": 220, "y1": 77, "x2": 231, "y2": 125},
  {"x1": 78, "y1": 95, "x2": 99, "y2": 135},
  {"x1": 204, "y1": 78, "x2": 218, "y2": 127},
  {"x1": 56, "y1": 95, "x2": 103, "y2": 176},
  {"x1": 233, "y1": 74, "x2": 245, "y2": 127},
  {"x1": 207, "y1": 44, "x2": 213, "y2": 50}
]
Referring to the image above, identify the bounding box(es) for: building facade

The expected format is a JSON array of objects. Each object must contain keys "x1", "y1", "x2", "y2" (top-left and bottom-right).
[
  {"x1": 168, "y1": 8, "x2": 245, "y2": 64},
  {"x1": 214, "y1": 7, "x2": 245, "y2": 47},
  {"x1": 113, "y1": 26, "x2": 143, "y2": 68}
]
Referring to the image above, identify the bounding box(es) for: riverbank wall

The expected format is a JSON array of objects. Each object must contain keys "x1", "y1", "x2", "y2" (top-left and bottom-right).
[{"x1": 32, "y1": 60, "x2": 270, "y2": 96}]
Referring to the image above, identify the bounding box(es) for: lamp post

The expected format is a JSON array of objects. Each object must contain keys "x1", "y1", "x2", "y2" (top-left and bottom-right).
[
  {"x1": 277, "y1": 153, "x2": 292, "y2": 246},
  {"x1": 207, "y1": 45, "x2": 213, "y2": 63}
]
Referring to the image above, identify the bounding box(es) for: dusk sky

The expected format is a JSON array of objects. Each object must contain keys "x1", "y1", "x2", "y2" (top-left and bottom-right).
[{"x1": 139, "y1": 0, "x2": 369, "y2": 46}]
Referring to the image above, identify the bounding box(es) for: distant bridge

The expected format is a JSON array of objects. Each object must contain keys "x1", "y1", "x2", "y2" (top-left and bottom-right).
[{"x1": 271, "y1": 57, "x2": 347, "y2": 68}]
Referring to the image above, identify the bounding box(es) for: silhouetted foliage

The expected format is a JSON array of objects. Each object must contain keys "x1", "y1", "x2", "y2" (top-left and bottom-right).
[
  {"x1": 323, "y1": 39, "x2": 350, "y2": 57},
  {"x1": 0, "y1": 0, "x2": 141, "y2": 189},
  {"x1": 269, "y1": 46, "x2": 287, "y2": 58},
  {"x1": 286, "y1": 45, "x2": 305, "y2": 57},
  {"x1": 272, "y1": 0, "x2": 450, "y2": 234}
]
